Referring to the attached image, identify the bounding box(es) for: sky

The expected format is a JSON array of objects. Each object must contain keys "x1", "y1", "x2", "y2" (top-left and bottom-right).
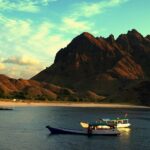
[{"x1": 0, "y1": 0, "x2": 150, "y2": 79}]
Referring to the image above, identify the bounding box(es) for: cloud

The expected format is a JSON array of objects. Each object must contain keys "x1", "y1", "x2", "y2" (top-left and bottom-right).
[
  {"x1": 0, "y1": 14, "x2": 69, "y2": 78},
  {"x1": 42, "y1": 0, "x2": 58, "y2": 6},
  {"x1": 0, "y1": 15, "x2": 32, "y2": 38},
  {"x1": 72, "y1": 0, "x2": 128, "y2": 18},
  {"x1": 59, "y1": 0, "x2": 128, "y2": 35},
  {"x1": 60, "y1": 17, "x2": 94, "y2": 34},
  {"x1": 0, "y1": 64, "x2": 44, "y2": 79},
  {"x1": 0, "y1": 0, "x2": 39, "y2": 13},
  {"x1": 109, "y1": 0, "x2": 128, "y2": 6},
  {"x1": 3, "y1": 55, "x2": 40, "y2": 66},
  {"x1": 0, "y1": 0, "x2": 58, "y2": 13},
  {"x1": 29, "y1": 22, "x2": 54, "y2": 41},
  {"x1": 0, "y1": 55, "x2": 45, "y2": 79}
]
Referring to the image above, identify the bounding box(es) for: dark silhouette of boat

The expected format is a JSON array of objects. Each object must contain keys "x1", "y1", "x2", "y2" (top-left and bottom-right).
[{"x1": 0, "y1": 107, "x2": 13, "y2": 110}]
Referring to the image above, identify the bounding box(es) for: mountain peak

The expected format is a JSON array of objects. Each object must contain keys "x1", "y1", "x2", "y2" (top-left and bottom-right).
[
  {"x1": 128, "y1": 29, "x2": 139, "y2": 33},
  {"x1": 106, "y1": 34, "x2": 115, "y2": 43},
  {"x1": 81, "y1": 32, "x2": 93, "y2": 36},
  {"x1": 127, "y1": 29, "x2": 143, "y2": 40},
  {"x1": 67, "y1": 31, "x2": 101, "y2": 50},
  {"x1": 79, "y1": 32, "x2": 95, "y2": 40},
  {"x1": 146, "y1": 35, "x2": 150, "y2": 40}
]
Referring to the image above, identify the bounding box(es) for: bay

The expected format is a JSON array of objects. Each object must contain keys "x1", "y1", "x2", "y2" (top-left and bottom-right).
[{"x1": 0, "y1": 106, "x2": 150, "y2": 150}]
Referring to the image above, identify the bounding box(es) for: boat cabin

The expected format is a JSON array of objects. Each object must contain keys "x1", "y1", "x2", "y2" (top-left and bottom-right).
[{"x1": 103, "y1": 118, "x2": 129, "y2": 125}]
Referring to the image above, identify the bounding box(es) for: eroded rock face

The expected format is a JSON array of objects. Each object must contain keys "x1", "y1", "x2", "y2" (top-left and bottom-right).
[
  {"x1": 111, "y1": 55, "x2": 144, "y2": 79},
  {"x1": 32, "y1": 29, "x2": 150, "y2": 88}
]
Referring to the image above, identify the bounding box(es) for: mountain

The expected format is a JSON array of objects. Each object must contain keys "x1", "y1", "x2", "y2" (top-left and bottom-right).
[
  {"x1": 0, "y1": 74, "x2": 104, "y2": 101},
  {"x1": 108, "y1": 80, "x2": 150, "y2": 106},
  {"x1": 31, "y1": 29, "x2": 150, "y2": 106},
  {"x1": 0, "y1": 29, "x2": 150, "y2": 105},
  {"x1": 0, "y1": 74, "x2": 57, "y2": 100}
]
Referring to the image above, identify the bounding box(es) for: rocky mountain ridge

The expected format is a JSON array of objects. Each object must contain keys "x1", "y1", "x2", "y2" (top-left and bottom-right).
[
  {"x1": 32, "y1": 29, "x2": 150, "y2": 86},
  {"x1": 31, "y1": 29, "x2": 150, "y2": 105},
  {"x1": 1, "y1": 29, "x2": 150, "y2": 105}
]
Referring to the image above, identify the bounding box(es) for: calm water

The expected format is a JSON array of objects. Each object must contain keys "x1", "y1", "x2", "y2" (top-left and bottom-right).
[{"x1": 0, "y1": 106, "x2": 150, "y2": 150}]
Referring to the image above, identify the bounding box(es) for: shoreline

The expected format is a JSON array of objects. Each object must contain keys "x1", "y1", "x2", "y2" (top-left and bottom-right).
[{"x1": 0, "y1": 100, "x2": 149, "y2": 108}]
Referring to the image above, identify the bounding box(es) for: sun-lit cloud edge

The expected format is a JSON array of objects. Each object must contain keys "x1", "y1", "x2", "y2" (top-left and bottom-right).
[
  {"x1": 59, "y1": 0, "x2": 129, "y2": 35},
  {"x1": 71, "y1": 0, "x2": 129, "y2": 18},
  {"x1": 0, "y1": 0, "x2": 58, "y2": 13},
  {"x1": 0, "y1": 0, "x2": 39, "y2": 13},
  {"x1": 0, "y1": 64, "x2": 44, "y2": 79},
  {"x1": 60, "y1": 17, "x2": 94, "y2": 34},
  {"x1": 3, "y1": 55, "x2": 40, "y2": 66}
]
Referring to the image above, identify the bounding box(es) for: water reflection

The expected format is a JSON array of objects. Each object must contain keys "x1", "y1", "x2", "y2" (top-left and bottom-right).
[
  {"x1": 117, "y1": 128, "x2": 132, "y2": 149},
  {"x1": 118, "y1": 128, "x2": 131, "y2": 137},
  {"x1": 118, "y1": 127, "x2": 131, "y2": 146}
]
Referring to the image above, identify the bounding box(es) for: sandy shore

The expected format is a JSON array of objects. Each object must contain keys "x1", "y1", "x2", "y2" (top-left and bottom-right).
[{"x1": 0, "y1": 100, "x2": 149, "y2": 108}]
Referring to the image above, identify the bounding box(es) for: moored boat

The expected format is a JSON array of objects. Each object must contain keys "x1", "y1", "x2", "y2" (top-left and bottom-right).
[
  {"x1": 0, "y1": 107, "x2": 13, "y2": 110},
  {"x1": 46, "y1": 125, "x2": 120, "y2": 136},
  {"x1": 80, "y1": 122, "x2": 111, "y2": 129},
  {"x1": 80, "y1": 117, "x2": 131, "y2": 129},
  {"x1": 103, "y1": 118, "x2": 131, "y2": 128}
]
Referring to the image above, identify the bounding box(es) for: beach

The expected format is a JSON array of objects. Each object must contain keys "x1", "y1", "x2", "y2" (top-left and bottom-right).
[{"x1": 0, "y1": 100, "x2": 149, "y2": 108}]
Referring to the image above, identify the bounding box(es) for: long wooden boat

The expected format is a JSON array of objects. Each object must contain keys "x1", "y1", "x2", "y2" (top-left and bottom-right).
[{"x1": 46, "y1": 125, "x2": 120, "y2": 136}]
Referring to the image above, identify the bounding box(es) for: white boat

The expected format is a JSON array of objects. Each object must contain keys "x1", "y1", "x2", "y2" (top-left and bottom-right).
[
  {"x1": 103, "y1": 118, "x2": 131, "y2": 128},
  {"x1": 80, "y1": 118, "x2": 131, "y2": 129}
]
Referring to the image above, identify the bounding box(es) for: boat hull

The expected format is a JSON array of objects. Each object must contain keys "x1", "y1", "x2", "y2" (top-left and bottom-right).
[{"x1": 46, "y1": 126, "x2": 120, "y2": 136}]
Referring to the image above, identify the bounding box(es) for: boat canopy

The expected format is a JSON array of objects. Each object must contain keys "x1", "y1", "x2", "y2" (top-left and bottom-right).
[
  {"x1": 89, "y1": 122, "x2": 109, "y2": 127},
  {"x1": 103, "y1": 118, "x2": 129, "y2": 121}
]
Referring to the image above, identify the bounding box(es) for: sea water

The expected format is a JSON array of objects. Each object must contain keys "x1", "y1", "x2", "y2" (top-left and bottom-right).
[{"x1": 0, "y1": 106, "x2": 150, "y2": 150}]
